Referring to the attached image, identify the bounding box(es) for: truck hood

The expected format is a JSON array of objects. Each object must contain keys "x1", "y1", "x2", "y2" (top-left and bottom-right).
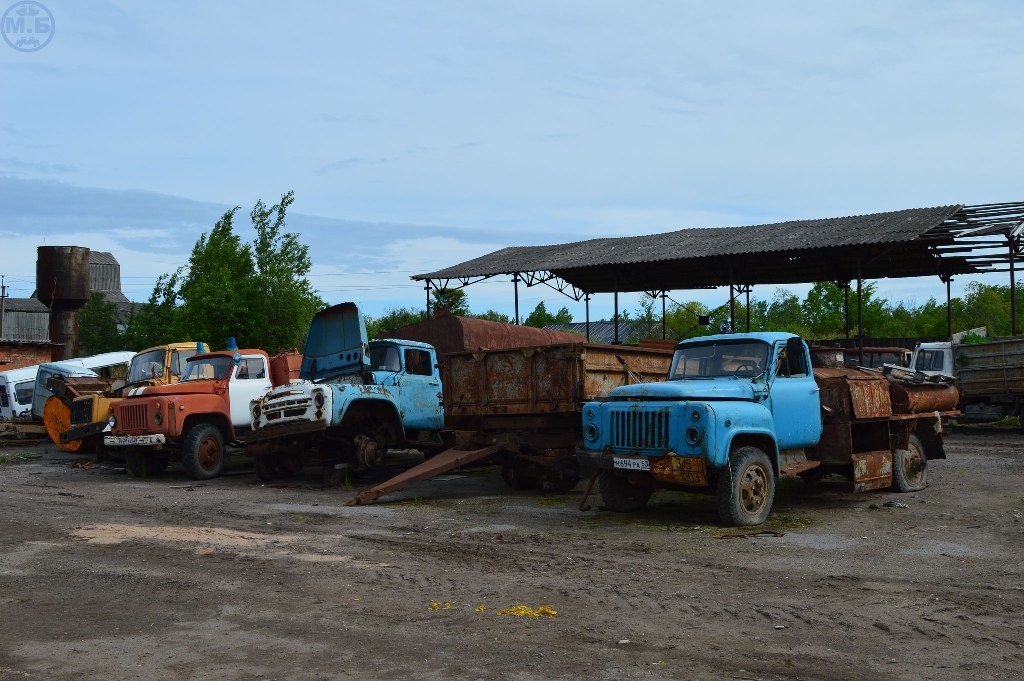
[
  {"x1": 125, "y1": 381, "x2": 221, "y2": 398},
  {"x1": 606, "y1": 379, "x2": 759, "y2": 401},
  {"x1": 301, "y1": 302, "x2": 369, "y2": 381}
]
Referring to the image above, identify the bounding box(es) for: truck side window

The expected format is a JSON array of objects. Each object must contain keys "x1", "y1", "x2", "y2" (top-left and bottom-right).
[
  {"x1": 405, "y1": 349, "x2": 432, "y2": 376},
  {"x1": 0, "y1": 388, "x2": 8, "y2": 408},
  {"x1": 370, "y1": 347, "x2": 401, "y2": 372},
  {"x1": 236, "y1": 358, "x2": 266, "y2": 380},
  {"x1": 776, "y1": 348, "x2": 808, "y2": 378}
]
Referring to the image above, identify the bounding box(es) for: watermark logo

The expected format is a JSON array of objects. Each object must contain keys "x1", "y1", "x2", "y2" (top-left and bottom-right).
[{"x1": 2, "y1": 1, "x2": 54, "y2": 52}]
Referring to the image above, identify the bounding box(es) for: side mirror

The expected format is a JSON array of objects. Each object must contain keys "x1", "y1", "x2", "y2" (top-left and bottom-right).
[{"x1": 785, "y1": 337, "x2": 804, "y2": 376}]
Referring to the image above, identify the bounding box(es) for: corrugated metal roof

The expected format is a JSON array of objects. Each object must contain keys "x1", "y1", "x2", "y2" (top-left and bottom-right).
[
  {"x1": 2, "y1": 298, "x2": 48, "y2": 313},
  {"x1": 88, "y1": 251, "x2": 119, "y2": 266},
  {"x1": 415, "y1": 206, "x2": 962, "y2": 281},
  {"x1": 544, "y1": 321, "x2": 643, "y2": 344}
]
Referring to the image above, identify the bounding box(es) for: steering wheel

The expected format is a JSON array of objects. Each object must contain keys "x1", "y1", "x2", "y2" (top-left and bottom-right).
[{"x1": 735, "y1": 361, "x2": 758, "y2": 373}]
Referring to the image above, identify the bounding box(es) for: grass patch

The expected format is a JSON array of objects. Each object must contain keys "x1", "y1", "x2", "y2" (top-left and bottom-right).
[{"x1": 0, "y1": 452, "x2": 33, "y2": 465}]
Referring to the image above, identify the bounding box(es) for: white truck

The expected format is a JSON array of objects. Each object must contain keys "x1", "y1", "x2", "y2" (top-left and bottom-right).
[{"x1": 911, "y1": 330, "x2": 1024, "y2": 423}]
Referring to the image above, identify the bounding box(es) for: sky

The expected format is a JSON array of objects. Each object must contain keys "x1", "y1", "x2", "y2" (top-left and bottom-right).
[{"x1": 1, "y1": 0, "x2": 1022, "y2": 323}]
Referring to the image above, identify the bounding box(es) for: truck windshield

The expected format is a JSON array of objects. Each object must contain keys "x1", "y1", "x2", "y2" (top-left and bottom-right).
[
  {"x1": 181, "y1": 356, "x2": 233, "y2": 381},
  {"x1": 368, "y1": 346, "x2": 401, "y2": 372},
  {"x1": 15, "y1": 380, "x2": 34, "y2": 404},
  {"x1": 170, "y1": 349, "x2": 198, "y2": 377},
  {"x1": 670, "y1": 340, "x2": 770, "y2": 379},
  {"x1": 128, "y1": 349, "x2": 165, "y2": 382}
]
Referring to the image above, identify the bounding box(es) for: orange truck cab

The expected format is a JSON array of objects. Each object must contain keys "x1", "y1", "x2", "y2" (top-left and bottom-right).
[{"x1": 104, "y1": 349, "x2": 275, "y2": 479}]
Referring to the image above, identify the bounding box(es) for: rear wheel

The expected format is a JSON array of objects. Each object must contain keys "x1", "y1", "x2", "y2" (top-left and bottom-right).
[
  {"x1": 598, "y1": 471, "x2": 652, "y2": 512},
  {"x1": 181, "y1": 424, "x2": 225, "y2": 480},
  {"x1": 717, "y1": 446, "x2": 775, "y2": 526},
  {"x1": 892, "y1": 433, "x2": 927, "y2": 492}
]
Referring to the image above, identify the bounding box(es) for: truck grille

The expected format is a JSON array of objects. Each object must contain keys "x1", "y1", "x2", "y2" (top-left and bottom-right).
[
  {"x1": 609, "y1": 409, "x2": 670, "y2": 450},
  {"x1": 120, "y1": 403, "x2": 148, "y2": 431},
  {"x1": 265, "y1": 397, "x2": 310, "y2": 422},
  {"x1": 70, "y1": 399, "x2": 93, "y2": 425}
]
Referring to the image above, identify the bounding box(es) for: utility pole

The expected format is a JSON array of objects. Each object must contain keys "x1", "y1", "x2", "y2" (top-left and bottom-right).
[{"x1": 0, "y1": 275, "x2": 6, "y2": 339}]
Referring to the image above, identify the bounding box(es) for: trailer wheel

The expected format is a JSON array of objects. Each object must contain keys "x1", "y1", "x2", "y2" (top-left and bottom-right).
[
  {"x1": 598, "y1": 471, "x2": 652, "y2": 512},
  {"x1": 892, "y1": 434, "x2": 927, "y2": 492},
  {"x1": 125, "y1": 451, "x2": 168, "y2": 478},
  {"x1": 181, "y1": 424, "x2": 225, "y2": 480},
  {"x1": 717, "y1": 446, "x2": 775, "y2": 526}
]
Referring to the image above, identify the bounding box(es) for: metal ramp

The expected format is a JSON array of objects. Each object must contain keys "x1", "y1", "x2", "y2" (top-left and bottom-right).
[{"x1": 345, "y1": 445, "x2": 502, "y2": 506}]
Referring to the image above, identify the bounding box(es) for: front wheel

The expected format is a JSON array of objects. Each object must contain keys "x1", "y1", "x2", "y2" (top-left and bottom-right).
[
  {"x1": 892, "y1": 433, "x2": 927, "y2": 492},
  {"x1": 181, "y1": 424, "x2": 225, "y2": 480},
  {"x1": 598, "y1": 471, "x2": 652, "y2": 512},
  {"x1": 717, "y1": 446, "x2": 775, "y2": 526}
]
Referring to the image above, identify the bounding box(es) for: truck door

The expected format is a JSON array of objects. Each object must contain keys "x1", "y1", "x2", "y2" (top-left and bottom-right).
[
  {"x1": 229, "y1": 356, "x2": 273, "y2": 428},
  {"x1": 768, "y1": 340, "x2": 821, "y2": 449},
  {"x1": 396, "y1": 347, "x2": 443, "y2": 432}
]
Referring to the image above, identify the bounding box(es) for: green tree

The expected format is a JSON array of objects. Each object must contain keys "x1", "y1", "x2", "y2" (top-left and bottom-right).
[
  {"x1": 524, "y1": 301, "x2": 573, "y2": 328},
  {"x1": 431, "y1": 288, "x2": 470, "y2": 316},
  {"x1": 472, "y1": 309, "x2": 512, "y2": 324},
  {"x1": 249, "y1": 191, "x2": 325, "y2": 351},
  {"x1": 365, "y1": 307, "x2": 427, "y2": 339},
  {"x1": 78, "y1": 292, "x2": 124, "y2": 354}
]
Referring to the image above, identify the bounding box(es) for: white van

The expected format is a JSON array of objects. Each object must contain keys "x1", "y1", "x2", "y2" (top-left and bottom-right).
[
  {"x1": 0, "y1": 365, "x2": 40, "y2": 420},
  {"x1": 31, "y1": 351, "x2": 134, "y2": 419}
]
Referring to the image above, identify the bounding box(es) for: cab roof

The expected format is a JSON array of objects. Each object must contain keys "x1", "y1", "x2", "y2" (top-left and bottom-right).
[
  {"x1": 187, "y1": 349, "x2": 267, "y2": 361},
  {"x1": 369, "y1": 338, "x2": 436, "y2": 351},
  {"x1": 676, "y1": 332, "x2": 799, "y2": 347}
]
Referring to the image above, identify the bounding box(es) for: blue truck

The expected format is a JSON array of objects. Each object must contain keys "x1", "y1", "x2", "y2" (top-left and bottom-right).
[
  {"x1": 245, "y1": 303, "x2": 445, "y2": 479},
  {"x1": 577, "y1": 332, "x2": 957, "y2": 526}
]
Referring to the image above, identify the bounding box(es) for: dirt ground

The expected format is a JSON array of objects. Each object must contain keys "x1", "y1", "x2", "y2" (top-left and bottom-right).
[{"x1": 1, "y1": 429, "x2": 1022, "y2": 681}]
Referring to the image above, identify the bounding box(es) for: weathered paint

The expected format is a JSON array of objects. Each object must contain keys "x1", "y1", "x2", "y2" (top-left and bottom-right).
[{"x1": 851, "y1": 450, "x2": 893, "y2": 491}]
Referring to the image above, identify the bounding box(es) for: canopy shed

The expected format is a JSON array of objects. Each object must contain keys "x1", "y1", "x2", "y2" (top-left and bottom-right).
[{"x1": 413, "y1": 202, "x2": 1024, "y2": 350}]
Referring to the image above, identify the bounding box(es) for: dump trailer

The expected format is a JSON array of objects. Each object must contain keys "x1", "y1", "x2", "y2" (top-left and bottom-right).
[
  {"x1": 577, "y1": 332, "x2": 959, "y2": 526},
  {"x1": 347, "y1": 316, "x2": 673, "y2": 505},
  {"x1": 912, "y1": 337, "x2": 1024, "y2": 423}
]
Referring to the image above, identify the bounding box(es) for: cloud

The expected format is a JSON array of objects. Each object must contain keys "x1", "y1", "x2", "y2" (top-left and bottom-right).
[{"x1": 0, "y1": 156, "x2": 75, "y2": 174}]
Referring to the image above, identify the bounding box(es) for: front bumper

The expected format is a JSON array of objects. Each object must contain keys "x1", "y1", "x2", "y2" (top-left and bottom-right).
[
  {"x1": 104, "y1": 434, "x2": 166, "y2": 447},
  {"x1": 61, "y1": 420, "x2": 109, "y2": 444},
  {"x1": 244, "y1": 419, "x2": 328, "y2": 444},
  {"x1": 577, "y1": 450, "x2": 710, "y2": 488}
]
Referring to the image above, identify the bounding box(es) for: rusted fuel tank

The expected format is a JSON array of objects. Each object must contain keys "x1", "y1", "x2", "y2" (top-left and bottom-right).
[
  {"x1": 36, "y1": 246, "x2": 91, "y2": 360},
  {"x1": 813, "y1": 367, "x2": 892, "y2": 419},
  {"x1": 379, "y1": 314, "x2": 583, "y2": 354},
  {"x1": 889, "y1": 381, "x2": 960, "y2": 413}
]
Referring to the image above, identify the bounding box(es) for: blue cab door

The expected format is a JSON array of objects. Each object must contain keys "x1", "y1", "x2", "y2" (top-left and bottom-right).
[
  {"x1": 395, "y1": 347, "x2": 444, "y2": 432},
  {"x1": 767, "y1": 340, "x2": 821, "y2": 449}
]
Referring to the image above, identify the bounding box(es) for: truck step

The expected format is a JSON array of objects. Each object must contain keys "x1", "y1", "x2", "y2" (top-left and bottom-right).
[
  {"x1": 779, "y1": 460, "x2": 822, "y2": 476},
  {"x1": 345, "y1": 444, "x2": 503, "y2": 506}
]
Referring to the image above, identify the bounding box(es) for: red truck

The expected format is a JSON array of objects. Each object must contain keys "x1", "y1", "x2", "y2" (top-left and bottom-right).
[{"x1": 103, "y1": 349, "x2": 295, "y2": 479}]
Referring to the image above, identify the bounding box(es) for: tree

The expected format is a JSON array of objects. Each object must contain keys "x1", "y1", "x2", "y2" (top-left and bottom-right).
[
  {"x1": 365, "y1": 307, "x2": 427, "y2": 339},
  {"x1": 472, "y1": 309, "x2": 512, "y2": 324},
  {"x1": 78, "y1": 292, "x2": 124, "y2": 354},
  {"x1": 524, "y1": 301, "x2": 573, "y2": 328},
  {"x1": 126, "y1": 191, "x2": 324, "y2": 353},
  {"x1": 431, "y1": 288, "x2": 470, "y2": 316}
]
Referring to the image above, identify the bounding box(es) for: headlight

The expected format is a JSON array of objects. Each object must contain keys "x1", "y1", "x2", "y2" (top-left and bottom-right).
[
  {"x1": 252, "y1": 403, "x2": 261, "y2": 420},
  {"x1": 584, "y1": 424, "x2": 600, "y2": 442},
  {"x1": 108, "y1": 415, "x2": 116, "y2": 428},
  {"x1": 686, "y1": 426, "x2": 701, "y2": 446},
  {"x1": 690, "y1": 410, "x2": 701, "y2": 422},
  {"x1": 153, "y1": 411, "x2": 163, "y2": 425},
  {"x1": 584, "y1": 408, "x2": 595, "y2": 420},
  {"x1": 313, "y1": 391, "x2": 325, "y2": 408}
]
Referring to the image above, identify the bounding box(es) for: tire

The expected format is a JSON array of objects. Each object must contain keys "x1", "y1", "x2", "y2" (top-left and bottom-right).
[
  {"x1": 892, "y1": 433, "x2": 927, "y2": 492},
  {"x1": 253, "y1": 453, "x2": 279, "y2": 482},
  {"x1": 540, "y1": 458, "x2": 583, "y2": 494},
  {"x1": 598, "y1": 470, "x2": 652, "y2": 512},
  {"x1": 502, "y1": 464, "x2": 540, "y2": 491},
  {"x1": 716, "y1": 446, "x2": 775, "y2": 526},
  {"x1": 180, "y1": 424, "x2": 225, "y2": 480},
  {"x1": 125, "y1": 451, "x2": 169, "y2": 478}
]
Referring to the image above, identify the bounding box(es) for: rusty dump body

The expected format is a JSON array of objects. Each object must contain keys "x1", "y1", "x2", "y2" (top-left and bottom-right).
[
  {"x1": 378, "y1": 314, "x2": 584, "y2": 355},
  {"x1": 809, "y1": 367, "x2": 958, "y2": 491}
]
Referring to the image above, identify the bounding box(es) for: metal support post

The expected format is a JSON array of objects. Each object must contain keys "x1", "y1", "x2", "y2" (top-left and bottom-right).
[
  {"x1": 613, "y1": 283, "x2": 620, "y2": 344},
  {"x1": 661, "y1": 291, "x2": 667, "y2": 340},
  {"x1": 513, "y1": 273, "x2": 520, "y2": 325},
  {"x1": 1011, "y1": 239, "x2": 1018, "y2": 336},
  {"x1": 745, "y1": 286, "x2": 751, "y2": 332},
  {"x1": 857, "y1": 262, "x2": 864, "y2": 366},
  {"x1": 945, "y1": 276, "x2": 952, "y2": 339},
  {"x1": 585, "y1": 293, "x2": 591, "y2": 342},
  {"x1": 844, "y1": 282, "x2": 850, "y2": 340},
  {"x1": 425, "y1": 279, "x2": 431, "y2": 317}
]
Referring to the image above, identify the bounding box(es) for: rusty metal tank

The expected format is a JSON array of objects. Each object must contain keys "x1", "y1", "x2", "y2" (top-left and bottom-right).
[
  {"x1": 36, "y1": 246, "x2": 91, "y2": 360},
  {"x1": 889, "y1": 381, "x2": 960, "y2": 413},
  {"x1": 378, "y1": 314, "x2": 584, "y2": 355}
]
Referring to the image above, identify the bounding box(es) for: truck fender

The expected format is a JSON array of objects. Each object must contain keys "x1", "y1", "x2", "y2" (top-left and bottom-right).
[
  {"x1": 181, "y1": 411, "x2": 234, "y2": 443},
  {"x1": 334, "y1": 394, "x2": 406, "y2": 443},
  {"x1": 723, "y1": 431, "x2": 780, "y2": 475}
]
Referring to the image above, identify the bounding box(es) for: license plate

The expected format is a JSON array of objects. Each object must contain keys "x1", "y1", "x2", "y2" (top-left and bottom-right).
[
  {"x1": 103, "y1": 434, "x2": 164, "y2": 447},
  {"x1": 613, "y1": 456, "x2": 650, "y2": 471}
]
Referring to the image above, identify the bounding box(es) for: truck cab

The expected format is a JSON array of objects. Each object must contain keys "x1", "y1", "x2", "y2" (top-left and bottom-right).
[
  {"x1": 105, "y1": 349, "x2": 272, "y2": 479},
  {"x1": 0, "y1": 365, "x2": 39, "y2": 421},
  {"x1": 247, "y1": 302, "x2": 444, "y2": 479},
  {"x1": 910, "y1": 342, "x2": 953, "y2": 377}
]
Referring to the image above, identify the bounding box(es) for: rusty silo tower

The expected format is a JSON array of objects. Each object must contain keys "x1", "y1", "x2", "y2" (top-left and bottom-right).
[{"x1": 36, "y1": 246, "x2": 91, "y2": 360}]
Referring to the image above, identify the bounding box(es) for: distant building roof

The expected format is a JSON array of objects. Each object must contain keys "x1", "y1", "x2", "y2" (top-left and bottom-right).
[{"x1": 545, "y1": 321, "x2": 646, "y2": 344}]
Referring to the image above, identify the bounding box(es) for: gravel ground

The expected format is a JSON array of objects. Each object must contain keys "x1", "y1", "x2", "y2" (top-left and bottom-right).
[{"x1": 1, "y1": 429, "x2": 1022, "y2": 681}]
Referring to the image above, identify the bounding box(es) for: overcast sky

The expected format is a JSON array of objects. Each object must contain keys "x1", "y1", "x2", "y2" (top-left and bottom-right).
[{"x1": 1, "y1": 1, "x2": 1022, "y2": 321}]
